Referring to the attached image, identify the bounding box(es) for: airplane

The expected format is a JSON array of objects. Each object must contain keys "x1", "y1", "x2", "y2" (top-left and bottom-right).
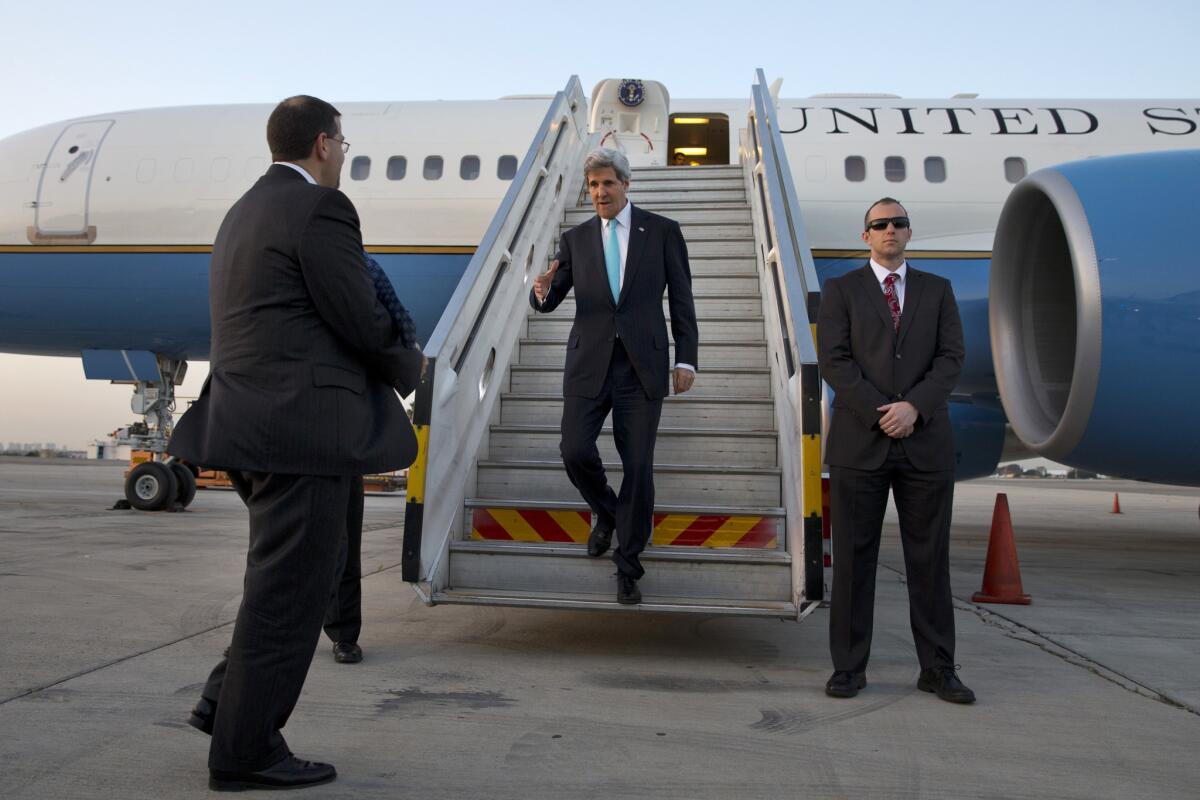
[{"x1": 1, "y1": 77, "x2": 1198, "y2": 508}]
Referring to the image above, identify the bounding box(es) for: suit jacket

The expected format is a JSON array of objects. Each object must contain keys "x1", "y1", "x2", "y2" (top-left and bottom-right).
[
  {"x1": 529, "y1": 204, "x2": 698, "y2": 400},
  {"x1": 817, "y1": 264, "x2": 964, "y2": 471},
  {"x1": 169, "y1": 164, "x2": 422, "y2": 475}
]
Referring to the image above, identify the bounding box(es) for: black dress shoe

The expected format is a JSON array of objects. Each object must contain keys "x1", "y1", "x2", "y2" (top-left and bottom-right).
[
  {"x1": 209, "y1": 753, "x2": 336, "y2": 791},
  {"x1": 617, "y1": 574, "x2": 641, "y2": 605},
  {"x1": 918, "y1": 666, "x2": 976, "y2": 704},
  {"x1": 587, "y1": 523, "x2": 614, "y2": 557},
  {"x1": 824, "y1": 671, "x2": 867, "y2": 698},
  {"x1": 187, "y1": 696, "x2": 215, "y2": 735},
  {"x1": 332, "y1": 642, "x2": 362, "y2": 664}
]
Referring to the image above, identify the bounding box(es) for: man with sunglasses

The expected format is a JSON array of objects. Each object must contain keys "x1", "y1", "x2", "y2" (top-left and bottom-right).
[
  {"x1": 170, "y1": 95, "x2": 423, "y2": 790},
  {"x1": 817, "y1": 197, "x2": 974, "y2": 704}
]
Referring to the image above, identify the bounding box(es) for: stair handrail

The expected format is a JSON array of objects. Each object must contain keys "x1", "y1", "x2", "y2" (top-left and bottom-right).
[
  {"x1": 401, "y1": 76, "x2": 591, "y2": 594},
  {"x1": 743, "y1": 70, "x2": 824, "y2": 608}
]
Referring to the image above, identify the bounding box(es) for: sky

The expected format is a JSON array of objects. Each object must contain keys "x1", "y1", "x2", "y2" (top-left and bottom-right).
[{"x1": 1, "y1": 0, "x2": 1198, "y2": 449}]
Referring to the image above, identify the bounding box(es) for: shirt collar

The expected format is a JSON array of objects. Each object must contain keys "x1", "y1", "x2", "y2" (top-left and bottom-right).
[
  {"x1": 604, "y1": 200, "x2": 632, "y2": 230},
  {"x1": 869, "y1": 259, "x2": 907, "y2": 284},
  {"x1": 273, "y1": 161, "x2": 317, "y2": 184}
]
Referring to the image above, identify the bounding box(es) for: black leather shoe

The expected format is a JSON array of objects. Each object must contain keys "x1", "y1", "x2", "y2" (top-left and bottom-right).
[
  {"x1": 587, "y1": 523, "x2": 614, "y2": 557},
  {"x1": 187, "y1": 697, "x2": 215, "y2": 735},
  {"x1": 332, "y1": 642, "x2": 362, "y2": 664},
  {"x1": 209, "y1": 754, "x2": 336, "y2": 791},
  {"x1": 617, "y1": 574, "x2": 641, "y2": 605},
  {"x1": 918, "y1": 666, "x2": 976, "y2": 704},
  {"x1": 824, "y1": 671, "x2": 867, "y2": 698}
]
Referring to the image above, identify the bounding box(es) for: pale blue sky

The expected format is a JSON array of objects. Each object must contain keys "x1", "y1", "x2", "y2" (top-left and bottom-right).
[{"x1": 1, "y1": 0, "x2": 1198, "y2": 448}]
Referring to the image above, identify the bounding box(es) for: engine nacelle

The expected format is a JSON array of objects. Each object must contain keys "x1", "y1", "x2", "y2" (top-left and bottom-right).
[{"x1": 990, "y1": 150, "x2": 1200, "y2": 485}]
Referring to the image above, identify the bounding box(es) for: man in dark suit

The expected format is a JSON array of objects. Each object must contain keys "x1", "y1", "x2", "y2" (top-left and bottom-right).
[
  {"x1": 530, "y1": 148, "x2": 698, "y2": 605},
  {"x1": 169, "y1": 95, "x2": 423, "y2": 790},
  {"x1": 817, "y1": 197, "x2": 975, "y2": 704}
]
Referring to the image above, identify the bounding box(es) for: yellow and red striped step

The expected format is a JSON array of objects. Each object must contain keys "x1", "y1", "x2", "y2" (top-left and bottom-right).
[{"x1": 470, "y1": 507, "x2": 779, "y2": 549}]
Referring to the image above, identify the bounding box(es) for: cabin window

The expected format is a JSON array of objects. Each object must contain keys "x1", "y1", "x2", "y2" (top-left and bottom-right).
[
  {"x1": 884, "y1": 156, "x2": 906, "y2": 182},
  {"x1": 497, "y1": 155, "x2": 518, "y2": 180},
  {"x1": 844, "y1": 156, "x2": 866, "y2": 182},
  {"x1": 350, "y1": 156, "x2": 371, "y2": 181},
  {"x1": 460, "y1": 156, "x2": 481, "y2": 181},
  {"x1": 387, "y1": 156, "x2": 407, "y2": 180},
  {"x1": 173, "y1": 158, "x2": 194, "y2": 182},
  {"x1": 423, "y1": 156, "x2": 444, "y2": 180},
  {"x1": 136, "y1": 159, "x2": 155, "y2": 184},
  {"x1": 211, "y1": 157, "x2": 231, "y2": 182},
  {"x1": 1004, "y1": 157, "x2": 1027, "y2": 183},
  {"x1": 924, "y1": 156, "x2": 947, "y2": 183}
]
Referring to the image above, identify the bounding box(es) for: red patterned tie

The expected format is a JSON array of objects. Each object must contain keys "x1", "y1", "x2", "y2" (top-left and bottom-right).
[{"x1": 883, "y1": 273, "x2": 901, "y2": 331}]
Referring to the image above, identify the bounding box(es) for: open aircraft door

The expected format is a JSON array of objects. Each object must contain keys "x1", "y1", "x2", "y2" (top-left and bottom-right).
[
  {"x1": 590, "y1": 78, "x2": 668, "y2": 167},
  {"x1": 29, "y1": 119, "x2": 113, "y2": 244}
]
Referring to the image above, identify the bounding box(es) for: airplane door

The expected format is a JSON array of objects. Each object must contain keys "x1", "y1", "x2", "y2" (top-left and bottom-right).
[{"x1": 32, "y1": 120, "x2": 113, "y2": 242}]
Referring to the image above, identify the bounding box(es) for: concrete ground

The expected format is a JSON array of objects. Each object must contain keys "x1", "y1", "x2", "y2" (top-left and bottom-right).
[{"x1": 1, "y1": 459, "x2": 1198, "y2": 799}]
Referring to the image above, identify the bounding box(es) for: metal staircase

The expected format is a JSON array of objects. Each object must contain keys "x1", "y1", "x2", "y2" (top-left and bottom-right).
[{"x1": 401, "y1": 72, "x2": 824, "y2": 620}]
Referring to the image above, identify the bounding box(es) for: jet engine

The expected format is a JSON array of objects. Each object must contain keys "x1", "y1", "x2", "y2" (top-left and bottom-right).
[{"x1": 990, "y1": 150, "x2": 1200, "y2": 484}]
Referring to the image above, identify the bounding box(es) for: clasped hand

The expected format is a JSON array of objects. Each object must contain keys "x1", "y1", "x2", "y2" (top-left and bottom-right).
[{"x1": 877, "y1": 400, "x2": 917, "y2": 438}]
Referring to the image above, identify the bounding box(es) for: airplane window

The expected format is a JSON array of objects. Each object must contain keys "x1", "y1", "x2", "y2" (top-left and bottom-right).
[
  {"x1": 885, "y1": 156, "x2": 906, "y2": 183},
  {"x1": 1004, "y1": 157, "x2": 1027, "y2": 183},
  {"x1": 924, "y1": 157, "x2": 947, "y2": 183},
  {"x1": 424, "y1": 156, "x2": 444, "y2": 180},
  {"x1": 460, "y1": 156, "x2": 481, "y2": 181},
  {"x1": 387, "y1": 156, "x2": 407, "y2": 180},
  {"x1": 351, "y1": 156, "x2": 371, "y2": 181},
  {"x1": 844, "y1": 156, "x2": 866, "y2": 182},
  {"x1": 497, "y1": 155, "x2": 518, "y2": 180},
  {"x1": 136, "y1": 159, "x2": 155, "y2": 184}
]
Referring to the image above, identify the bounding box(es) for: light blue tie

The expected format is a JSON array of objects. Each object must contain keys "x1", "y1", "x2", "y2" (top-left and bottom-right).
[{"x1": 605, "y1": 219, "x2": 621, "y2": 302}]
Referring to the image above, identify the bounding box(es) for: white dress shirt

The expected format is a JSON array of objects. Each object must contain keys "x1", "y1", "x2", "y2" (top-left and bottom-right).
[
  {"x1": 869, "y1": 259, "x2": 907, "y2": 311},
  {"x1": 274, "y1": 161, "x2": 317, "y2": 185}
]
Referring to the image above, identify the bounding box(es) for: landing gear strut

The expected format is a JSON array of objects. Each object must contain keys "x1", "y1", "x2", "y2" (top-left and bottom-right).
[{"x1": 115, "y1": 356, "x2": 196, "y2": 511}]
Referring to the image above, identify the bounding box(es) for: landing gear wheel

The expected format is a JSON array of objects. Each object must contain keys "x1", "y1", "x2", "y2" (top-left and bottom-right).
[
  {"x1": 170, "y1": 462, "x2": 197, "y2": 508},
  {"x1": 125, "y1": 462, "x2": 178, "y2": 511}
]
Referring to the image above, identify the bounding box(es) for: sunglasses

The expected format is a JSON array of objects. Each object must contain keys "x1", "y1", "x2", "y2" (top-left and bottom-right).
[{"x1": 866, "y1": 216, "x2": 910, "y2": 231}]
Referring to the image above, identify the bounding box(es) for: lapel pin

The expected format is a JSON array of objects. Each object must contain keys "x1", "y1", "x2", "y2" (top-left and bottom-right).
[{"x1": 638, "y1": 226, "x2": 645, "y2": 232}]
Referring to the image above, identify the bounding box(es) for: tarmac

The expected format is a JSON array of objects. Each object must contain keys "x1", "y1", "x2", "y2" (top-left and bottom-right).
[{"x1": 1, "y1": 457, "x2": 1198, "y2": 799}]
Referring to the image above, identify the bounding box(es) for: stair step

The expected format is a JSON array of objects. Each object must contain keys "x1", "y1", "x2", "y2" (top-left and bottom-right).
[
  {"x1": 485, "y1": 424, "x2": 778, "y2": 468},
  {"x1": 465, "y1": 503, "x2": 783, "y2": 548},
  {"x1": 684, "y1": 257, "x2": 757, "y2": 276},
  {"x1": 526, "y1": 315, "x2": 765, "y2": 341},
  {"x1": 627, "y1": 189, "x2": 746, "y2": 204},
  {"x1": 632, "y1": 165, "x2": 743, "y2": 178},
  {"x1": 689, "y1": 274, "x2": 761, "y2": 292},
  {"x1": 499, "y1": 394, "x2": 776, "y2": 429},
  {"x1": 434, "y1": 588, "x2": 797, "y2": 618},
  {"x1": 563, "y1": 207, "x2": 751, "y2": 225},
  {"x1": 628, "y1": 177, "x2": 744, "y2": 191},
  {"x1": 509, "y1": 365, "x2": 770, "y2": 398},
  {"x1": 477, "y1": 459, "x2": 781, "y2": 507},
  {"x1": 517, "y1": 339, "x2": 767, "y2": 367},
  {"x1": 445, "y1": 541, "x2": 791, "y2": 604},
  {"x1": 554, "y1": 294, "x2": 762, "y2": 318}
]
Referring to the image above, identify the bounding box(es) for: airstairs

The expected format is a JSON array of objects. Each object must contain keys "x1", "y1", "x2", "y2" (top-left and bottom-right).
[{"x1": 401, "y1": 73, "x2": 826, "y2": 619}]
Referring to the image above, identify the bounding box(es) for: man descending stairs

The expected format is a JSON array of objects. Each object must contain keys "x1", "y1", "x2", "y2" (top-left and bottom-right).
[{"x1": 438, "y1": 163, "x2": 795, "y2": 616}]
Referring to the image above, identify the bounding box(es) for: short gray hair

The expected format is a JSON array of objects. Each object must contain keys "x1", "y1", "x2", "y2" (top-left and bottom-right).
[{"x1": 583, "y1": 148, "x2": 630, "y2": 183}]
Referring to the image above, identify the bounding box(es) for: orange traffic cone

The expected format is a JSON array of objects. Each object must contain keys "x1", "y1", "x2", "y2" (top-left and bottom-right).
[
  {"x1": 972, "y1": 493, "x2": 1032, "y2": 605},
  {"x1": 1112, "y1": 493, "x2": 1122, "y2": 514}
]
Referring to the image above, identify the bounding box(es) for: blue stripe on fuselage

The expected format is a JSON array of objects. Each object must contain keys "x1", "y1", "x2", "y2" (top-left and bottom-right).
[{"x1": 0, "y1": 251, "x2": 471, "y2": 359}]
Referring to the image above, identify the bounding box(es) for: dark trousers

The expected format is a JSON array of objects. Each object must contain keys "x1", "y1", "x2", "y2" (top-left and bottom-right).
[
  {"x1": 560, "y1": 339, "x2": 663, "y2": 579},
  {"x1": 323, "y1": 477, "x2": 364, "y2": 645},
  {"x1": 201, "y1": 470, "x2": 355, "y2": 772},
  {"x1": 829, "y1": 440, "x2": 956, "y2": 675}
]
